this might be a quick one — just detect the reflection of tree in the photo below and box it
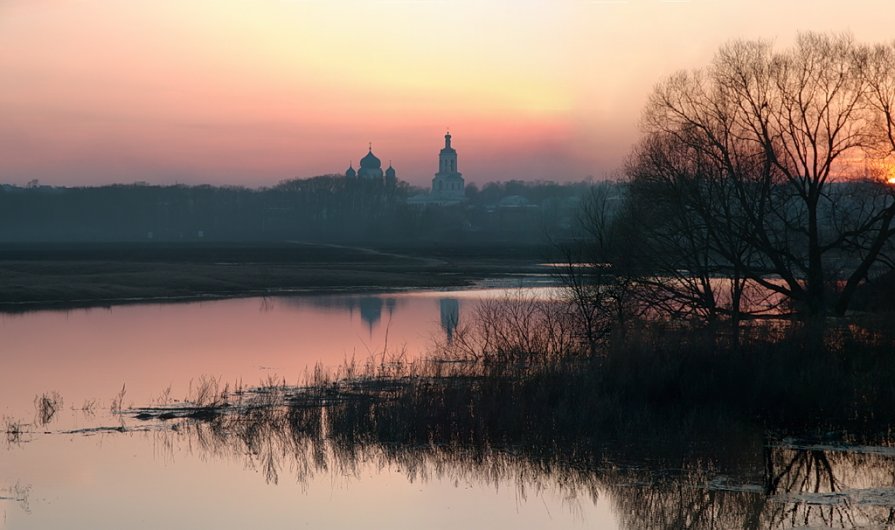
[608,474,768,530]
[139,374,895,529]
[608,443,895,530]
[761,445,895,529]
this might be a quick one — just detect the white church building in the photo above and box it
[407,131,466,205]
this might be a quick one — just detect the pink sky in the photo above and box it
[1,1,893,187]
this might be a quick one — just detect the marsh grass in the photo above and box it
[128,335,895,529]
[34,391,62,427]
[3,417,29,446]
[0,481,32,514]
[596,318,895,431]
[131,311,895,444]
[76,398,97,416]
[120,294,895,528]
[109,384,127,414]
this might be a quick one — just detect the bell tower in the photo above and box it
[438,132,458,175]
[432,131,465,200]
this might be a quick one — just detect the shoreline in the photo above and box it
[0,282,469,314]
[0,241,557,313]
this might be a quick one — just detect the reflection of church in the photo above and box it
[290,295,402,335]
[345,144,397,186]
[357,296,398,333]
[439,298,460,343]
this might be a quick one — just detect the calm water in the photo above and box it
[0,287,620,529]
[2,287,895,529]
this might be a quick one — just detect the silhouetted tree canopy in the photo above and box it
[0,176,590,244]
[616,33,895,318]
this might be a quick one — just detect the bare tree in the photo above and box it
[626,33,895,318]
[625,133,760,323]
[558,182,645,350]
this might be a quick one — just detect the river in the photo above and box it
[2,286,894,529]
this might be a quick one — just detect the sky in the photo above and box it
[1,0,894,187]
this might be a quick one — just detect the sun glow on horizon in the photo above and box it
[3,0,895,186]
[881,162,895,185]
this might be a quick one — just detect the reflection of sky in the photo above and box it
[3,286,894,529]
[0,427,618,530]
[0,288,564,421]
[0,287,621,530]
[2,290,553,422]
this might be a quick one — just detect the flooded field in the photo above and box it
[3,286,895,529]
[1,285,617,529]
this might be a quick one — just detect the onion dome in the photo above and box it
[346,163,356,178]
[360,147,381,169]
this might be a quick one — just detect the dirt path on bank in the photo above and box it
[286,240,449,267]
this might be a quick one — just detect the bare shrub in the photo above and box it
[435,289,579,366]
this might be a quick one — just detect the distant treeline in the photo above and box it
[0,177,594,243]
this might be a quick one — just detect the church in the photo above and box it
[430,131,465,201]
[344,132,466,203]
[345,144,396,186]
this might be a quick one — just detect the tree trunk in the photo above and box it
[806,197,826,316]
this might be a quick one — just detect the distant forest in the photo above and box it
[0,177,596,243]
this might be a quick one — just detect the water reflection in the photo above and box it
[279,294,465,338]
[0,482,32,515]
[6,289,895,528]
[128,374,895,530]
[439,298,460,342]
[0,291,480,425]
[278,294,405,332]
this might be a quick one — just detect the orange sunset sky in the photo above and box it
[1,0,893,187]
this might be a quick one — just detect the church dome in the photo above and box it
[346,163,356,178]
[385,164,396,177]
[360,149,381,169]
